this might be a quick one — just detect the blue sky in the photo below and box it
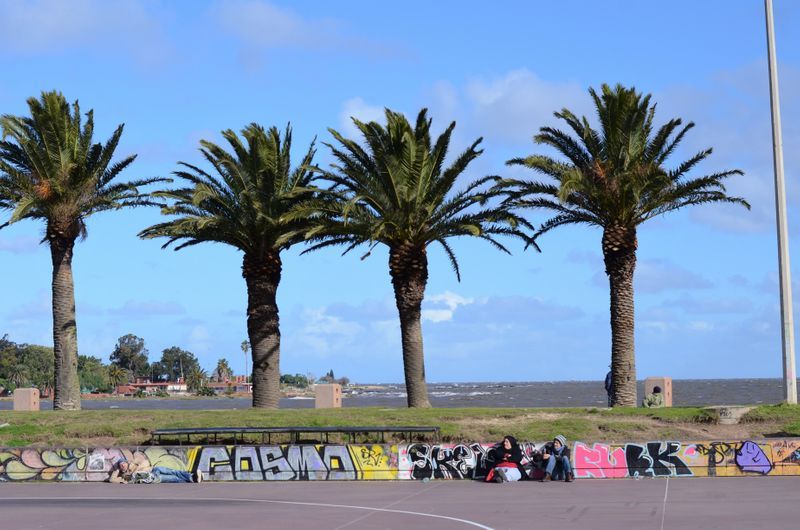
[1,0,800,383]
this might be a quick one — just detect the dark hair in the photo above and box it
[653,386,662,393]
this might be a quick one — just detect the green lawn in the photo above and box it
[1,405,798,447]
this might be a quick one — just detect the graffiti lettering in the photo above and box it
[0,440,796,482]
[625,442,692,477]
[573,442,627,479]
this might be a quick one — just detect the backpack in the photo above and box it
[131,471,156,484]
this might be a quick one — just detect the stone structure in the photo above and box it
[314,384,342,408]
[13,388,40,411]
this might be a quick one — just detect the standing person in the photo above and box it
[604,367,613,407]
[541,435,573,482]
[642,386,665,408]
[484,435,529,483]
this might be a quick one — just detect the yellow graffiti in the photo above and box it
[350,444,397,480]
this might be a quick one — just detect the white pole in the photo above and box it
[765,0,797,404]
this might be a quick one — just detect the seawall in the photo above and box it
[1,439,797,481]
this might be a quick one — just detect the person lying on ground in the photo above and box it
[642,386,665,408]
[484,435,529,483]
[541,434,574,482]
[107,457,202,484]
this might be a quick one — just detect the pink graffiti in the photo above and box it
[574,442,627,478]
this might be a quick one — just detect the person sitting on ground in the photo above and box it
[484,435,529,483]
[642,386,665,408]
[108,456,202,484]
[541,434,574,482]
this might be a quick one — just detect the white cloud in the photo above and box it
[590,258,714,293]
[464,69,587,145]
[656,62,800,234]
[214,0,339,50]
[187,325,212,354]
[0,0,171,67]
[422,291,474,323]
[662,296,752,315]
[339,98,386,137]
[212,0,402,67]
[301,307,363,338]
[688,320,713,332]
[634,259,714,293]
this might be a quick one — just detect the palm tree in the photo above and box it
[297,108,534,408]
[241,340,250,383]
[139,124,317,408]
[9,364,29,388]
[186,366,208,393]
[503,84,749,406]
[107,365,129,390]
[0,91,163,410]
[214,358,232,382]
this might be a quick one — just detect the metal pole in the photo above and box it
[765,0,797,404]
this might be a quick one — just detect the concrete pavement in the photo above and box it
[1,477,798,529]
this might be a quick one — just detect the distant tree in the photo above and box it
[241,341,249,382]
[0,339,54,393]
[280,373,310,388]
[9,363,28,387]
[78,355,109,392]
[0,335,16,382]
[0,92,162,410]
[154,346,199,382]
[109,335,149,379]
[186,366,208,393]
[213,358,233,382]
[18,344,54,394]
[316,370,348,386]
[107,365,129,389]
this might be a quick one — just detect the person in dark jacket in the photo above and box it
[484,435,528,482]
[541,434,574,482]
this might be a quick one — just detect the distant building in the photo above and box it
[114,376,251,396]
[207,375,252,395]
[115,378,188,396]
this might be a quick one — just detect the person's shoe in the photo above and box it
[194,470,203,483]
[565,472,574,483]
[495,468,508,483]
[540,473,552,482]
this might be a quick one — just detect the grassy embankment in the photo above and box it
[2,405,800,447]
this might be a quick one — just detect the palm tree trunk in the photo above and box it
[243,251,282,408]
[602,224,637,407]
[389,244,431,408]
[50,235,81,410]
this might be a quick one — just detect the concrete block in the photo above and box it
[315,384,342,408]
[13,388,40,411]
[706,405,755,425]
[644,377,672,407]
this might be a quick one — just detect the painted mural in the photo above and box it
[2,440,800,481]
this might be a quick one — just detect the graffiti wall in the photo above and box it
[0,447,187,481]
[2,440,800,481]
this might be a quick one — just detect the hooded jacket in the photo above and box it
[487,436,529,480]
